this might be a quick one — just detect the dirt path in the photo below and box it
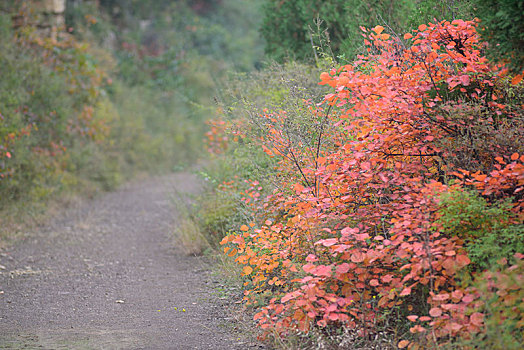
[0,173,261,350]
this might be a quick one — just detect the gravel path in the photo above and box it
[0,173,260,349]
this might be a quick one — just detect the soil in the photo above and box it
[0,173,265,350]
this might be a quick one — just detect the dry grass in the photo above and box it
[0,190,87,249]
[172,214,211,256]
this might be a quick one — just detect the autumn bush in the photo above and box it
[199,62,330,244]
[0,9,110,204]
[210,19,523,349]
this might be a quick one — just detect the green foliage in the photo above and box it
[195,146,270,245]
[260,0,481,63]
[448,258,524,350]
[0,14,100,203]
[0,0,263,224]
[475,0,524,73]
[196,62,328,246]
[406,0,475,28]
[437,189,524,270]
[261,0,410,62]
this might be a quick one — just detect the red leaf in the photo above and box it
[306,254,319,262]
[314,265,332,277]
[303,263,316,274]
[432,293,450,301]
[470,312,484,326]
[336,263,350,274]
[456,254,471,269]
[350,251,365,263]
[341,227,359,235]
[459,75,471,86]
[328,313,339,321]
[429,307,442,317]
[294,183,305,193]
[361,161,371,171]
[317,238,338,247]
[400,287,411,296]
[354,233,369,241]
[381,274,393,283]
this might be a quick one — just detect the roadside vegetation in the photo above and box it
[193,0,524,348]
[2,0,522,348]
[0,0,263,242]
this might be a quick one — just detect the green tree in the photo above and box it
[475,0,524,73]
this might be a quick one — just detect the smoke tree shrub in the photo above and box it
[217,19,523,347]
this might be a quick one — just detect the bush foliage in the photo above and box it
[475,0,524,73]
[0,0,263,217]
[208,18,523,349]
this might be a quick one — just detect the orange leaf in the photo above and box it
[240,225,249,232]
[294,183,305,192]
[243,266,253,275]
[373,25,384,35]
[398,340,410,349]
[511,74,523,85]
[403,33,413,40]
[320,72,330,81]
[228,248,238,257]
[511,152,519,161]
[474,174,487,181]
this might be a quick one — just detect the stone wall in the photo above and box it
[33,0,66,39]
